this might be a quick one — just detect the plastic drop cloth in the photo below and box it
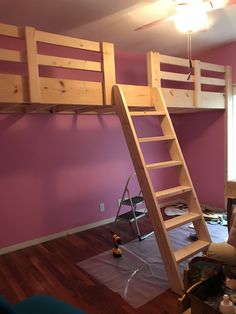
[77,223,228,308]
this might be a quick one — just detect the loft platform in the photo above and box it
[0,23,116,114]
[0,22,232,114]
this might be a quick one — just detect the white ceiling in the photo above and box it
[0,0,236,57]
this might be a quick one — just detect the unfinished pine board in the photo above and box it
[0,49,25,62]
[201,77,225,86]
[0,74,28,103]
[225,66,233,189]
[193,60,201,107]
[40,78,103,105]
[37,55,101,71]
[0,104,26,113]
[130,111,165,116]
[36,30,100,52]
[160,71,194,83]
[164,213,201,231]
[118,84,152,107]
[0,22,231,113]
[25,26,40,103]
[174,240,209,263]
[200,61,225,73]
[146,160,182,170]
[0,23,24,38]
[147,51,161,87]
[162,88,195,108]
[101,42,116,105]
[155,186,192,199]
[138,135,175,142]
[200,91,225,109]
[160,54,190,67]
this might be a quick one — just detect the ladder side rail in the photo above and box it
[152,87,211,243]
[113,84,184,294]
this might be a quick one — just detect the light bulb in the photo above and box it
[174,0,209,33]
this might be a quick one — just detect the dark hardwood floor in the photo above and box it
[0,215,180,313]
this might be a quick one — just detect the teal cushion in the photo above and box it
[14,295,85,314]
[0,296,15,313]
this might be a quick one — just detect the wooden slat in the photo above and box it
[146,160,182,170]
[40,78,103,105]
[130,110,166,116]
[147,51,161,87]
[155,185,192,199]
[0,23,24,38]
[200,61,225,73]
[162,88,194,108]
[160,71,194,82]
[194,60,201,107]
[0,104,24,112]
[37,55,101,71]
[101,42,116,105]
[200,91,225,109]
[0,48,24,62]
[225,66,233,189]
[0,74,28,103]
[118,84,152,107]
[36,30,100,52]
[164,213,201,231]
[174,240,209,263]
[201,76,225,86]
[160,54,189,67]
[138,135,175,142]
[25,26,40,103]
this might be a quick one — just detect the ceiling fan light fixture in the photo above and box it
[174,0,209,33]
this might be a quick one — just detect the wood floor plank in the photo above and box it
[0,215,179,313]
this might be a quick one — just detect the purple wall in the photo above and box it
[0,48,163,249]
[172,41,236,209]
[0,114,133,247]
[172,111,225,208]
[0,39,235,249]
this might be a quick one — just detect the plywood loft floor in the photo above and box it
[78,223,228,308]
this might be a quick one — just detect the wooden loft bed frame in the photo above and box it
[0,22,232,114]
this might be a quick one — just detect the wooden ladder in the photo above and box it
[113,84,212,295]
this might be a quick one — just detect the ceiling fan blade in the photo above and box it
[134,17,167,31]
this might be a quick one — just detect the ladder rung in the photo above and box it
[130,111,166,116]
[155,185,192,199]
[138,135,175,143]
[174,240,210,264]
[146,160,182,170]
[164,213,201,231]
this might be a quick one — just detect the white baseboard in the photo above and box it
[0,217,115,256]
[1,201,223,256]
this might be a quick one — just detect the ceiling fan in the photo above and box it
[135,0,236,33]
[135,0,236,80]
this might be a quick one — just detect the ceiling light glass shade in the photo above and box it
[174,1,209,33]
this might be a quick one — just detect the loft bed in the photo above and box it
[0,22,232,114]
[0,21,234,295]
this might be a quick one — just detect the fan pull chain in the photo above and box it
[187,31,192,81]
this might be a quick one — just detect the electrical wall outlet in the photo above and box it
[99,202,105,212]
